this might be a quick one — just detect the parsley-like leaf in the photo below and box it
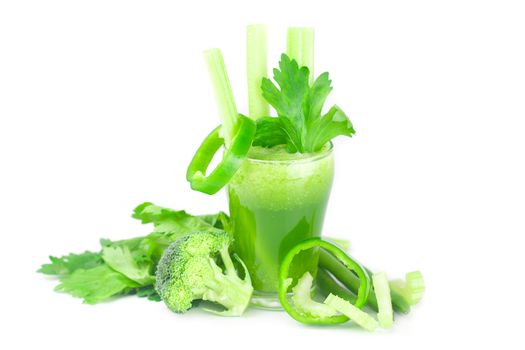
[55,265,140,304]
[198,211,231,232]
[132,202,223,236]
[305,105,355,152]
[38,251,103,276]
[259,54,355,153]
[252,117,289,148]
[306,72,332,121]
[101,245,155,285]
[261,55,309,152]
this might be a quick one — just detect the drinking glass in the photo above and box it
[228,144,334,308]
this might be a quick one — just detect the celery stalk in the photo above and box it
[246,24,269,119]
[406,271,425,304]
[287,27,315,84]
[372,272,393,329]
[292,272,338,318]
[316,268,357,304]
[318,250,411,314]
[324,294,378,332]
[203,49,239,148]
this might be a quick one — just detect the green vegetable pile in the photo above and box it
[39,202,424,329]
[39,25,425,331]
[39,202,233,306]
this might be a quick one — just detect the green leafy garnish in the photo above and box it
[55,265,140,304]
[256,54,355,153]
[38,251,103,275]
[101,245,155,285]
[252,116,289,148]
[39,202,231,304]
[304,106,355,151]
[132,202,227,236]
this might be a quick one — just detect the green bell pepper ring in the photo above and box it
[186,115,256,195]
[279,238,371,325]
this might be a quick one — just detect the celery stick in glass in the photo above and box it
[287,27,315,84]
[246,24,269,119]
[203,49,239,147]
[226,28,354,309]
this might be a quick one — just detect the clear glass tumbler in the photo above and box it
[228,144,334,309]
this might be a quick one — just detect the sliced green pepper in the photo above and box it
[278,238,371,325]
[186,115,256,195]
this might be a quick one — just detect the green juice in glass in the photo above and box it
[228,144,334,308]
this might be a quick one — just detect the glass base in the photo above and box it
[250,290,283,310]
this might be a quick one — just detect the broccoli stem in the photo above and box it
[318,249,411,314]
[220,246,237,276]
[201,247,253,316]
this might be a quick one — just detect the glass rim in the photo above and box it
[245,142,333,165]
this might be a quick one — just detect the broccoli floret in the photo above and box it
[155,230,253,316]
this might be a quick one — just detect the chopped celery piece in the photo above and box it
[390,271,425,305]
[246,24,269,119]
[203,49,239,148]
[324,294,379,332]
[324,237,350,251]
[372,272,393,329]
[291,272,339,318]
[406,271,425,304]
[286,27,315,84]
[389,280,410,305]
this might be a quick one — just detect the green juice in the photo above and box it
[228,144,334,305]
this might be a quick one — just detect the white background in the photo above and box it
[1,0,524,348]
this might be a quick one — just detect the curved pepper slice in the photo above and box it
[186,115,256,195]
[279,238,371,325]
